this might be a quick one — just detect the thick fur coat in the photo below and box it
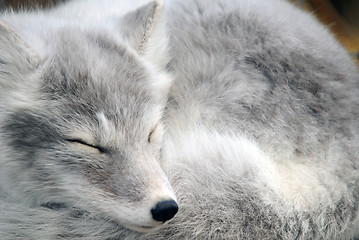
[1,0,359,239]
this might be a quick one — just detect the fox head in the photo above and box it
[0,1,177,232]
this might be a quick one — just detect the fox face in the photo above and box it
[0,1,177,232]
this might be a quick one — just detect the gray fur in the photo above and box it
[1,0,359,239]
[0,0,176,236]
[160,0,359,239]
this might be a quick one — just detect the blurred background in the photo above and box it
[0,0,358,65]
[0,0,65,8]
[290,0,359,65]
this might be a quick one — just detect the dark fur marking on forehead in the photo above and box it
[43,69,90,101]
[90,34,126,54]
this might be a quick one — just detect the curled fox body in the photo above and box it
[1,0,359,239]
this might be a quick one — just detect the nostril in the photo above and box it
[151,199,178,222]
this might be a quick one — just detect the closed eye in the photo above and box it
[66,138,106,153]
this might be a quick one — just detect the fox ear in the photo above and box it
[0,21,39,94]
[119,1,168,70]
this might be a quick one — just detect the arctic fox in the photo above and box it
[1,0,359,239]
[0,0,178,237]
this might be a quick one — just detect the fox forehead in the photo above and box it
[42,30,154,100]
[38,30,162,128]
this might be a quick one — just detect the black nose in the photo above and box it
[151,199,178,222]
